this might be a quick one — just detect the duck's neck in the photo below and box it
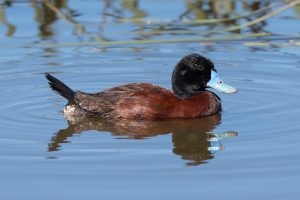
[172,85,205,99]
[171,91,221,118]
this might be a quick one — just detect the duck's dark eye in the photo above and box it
[195,64,204,70]
[180,69,187,76]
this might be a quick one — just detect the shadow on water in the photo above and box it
[49,113,237,166]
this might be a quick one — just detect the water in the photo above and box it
[1,1,300,199]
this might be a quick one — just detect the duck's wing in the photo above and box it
[73,84,142,115]
[74,91,115,116]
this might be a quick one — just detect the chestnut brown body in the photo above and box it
[68,83,221,121]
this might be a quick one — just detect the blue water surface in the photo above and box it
[0,1,300,200]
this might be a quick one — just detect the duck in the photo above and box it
[45,53,237,121]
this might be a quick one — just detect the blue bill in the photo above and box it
[207,70,237,94]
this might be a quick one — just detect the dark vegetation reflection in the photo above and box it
[49,113,237,166]
[1,0,291,39]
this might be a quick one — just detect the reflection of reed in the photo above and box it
[31,1,59,37]
[121,0,146,19]
[30,0,84,37]
[48,114,237,166]
[0,4,15,36]
[207,0,300,34]
[182,0,236,24]
[2,0,300,46]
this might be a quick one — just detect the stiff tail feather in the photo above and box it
[45,73,75,103]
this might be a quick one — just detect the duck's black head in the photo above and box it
[172,53,237,99]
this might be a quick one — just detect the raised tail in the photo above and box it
[45,73,75,103]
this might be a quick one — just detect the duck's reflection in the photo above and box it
[49,114,237,166]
